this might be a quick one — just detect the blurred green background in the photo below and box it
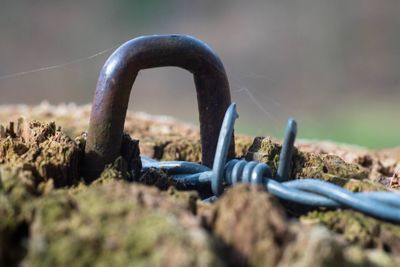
[0,0,399,148]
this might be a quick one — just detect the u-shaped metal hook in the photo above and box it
[84,34,234,179]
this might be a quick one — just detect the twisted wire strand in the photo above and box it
[139,103,400,223]
[285,179,400,207]
[280,179,400,222]
[144,158,400,222]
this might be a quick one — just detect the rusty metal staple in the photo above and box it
[84,34,234,179]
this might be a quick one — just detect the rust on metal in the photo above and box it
[84,34,233,179]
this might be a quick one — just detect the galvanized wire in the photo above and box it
[141,103,400,223]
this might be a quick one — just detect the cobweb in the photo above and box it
[0,39,301,138]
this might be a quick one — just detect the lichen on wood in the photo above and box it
[23,181,224,267]
[1,103,400,266]
[0,118,82,196]
[301,210,400,256]
[245,136,388,192]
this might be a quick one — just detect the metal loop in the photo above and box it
[84,34,234,179]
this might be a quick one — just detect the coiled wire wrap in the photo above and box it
[141,103,400,223]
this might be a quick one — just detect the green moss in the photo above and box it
[0,165,39,206]
[245,137,385,191]
[343,179,386,192]
[142,135,253,164]
[0,194,17,258]
[294,153,368,182]
[0,192,31,266]
[166,187,198,214]
[2,109,399,266]
[23,181,222,267]
[301,210,400,252]
[0,194,15,228]
[279,225,396,267]
[233,135,254,158]
[0,119,82,193]
[246,137,282,175]
[162,139,202,162]
[124,214,187,266]
[278,226,349,267]
[343,246,396,267]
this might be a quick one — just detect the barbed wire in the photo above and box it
[141,103,400,223]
